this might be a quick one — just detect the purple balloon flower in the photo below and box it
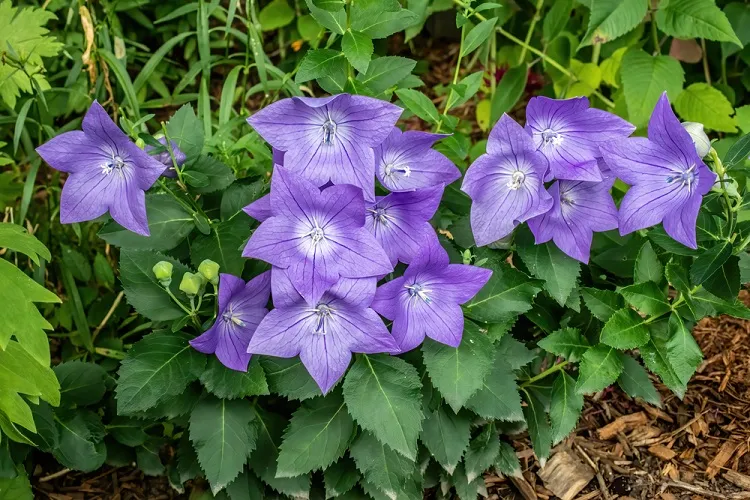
[375,127,460,192]
[242,167,393,304]
[36,101,166,236]
[599,93,715,248]
[365,185,443,266]
[243,194,272,222]
[525,96,635,182]
[462,114,553,247]
[371,242,492,353]
[190,272,271,372]
[528,170,619,263]
[146,137,187,178]
[246,94,402,193]
[248,269,398,394]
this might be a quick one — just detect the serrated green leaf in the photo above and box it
[549,372,583,445]
[420,404,471,474]
[464,261,542,322]
[543,0,574,42]
[190,217,250,276]
[225,467,265,500]
[343,355,422,459]
[116,331,205,414]
[641,325,687,399]
[0,223,50,264]
[460,17,497,57]
[357,56,416,94]
[259,0,294,31]
[166,104,204,158]
[324,457,360,498]
[724,134,750,170]
[576,345,624,394]
[0,340,59,408]
[0,469,32,499]
[350,0,420,38]
[495,440,521,477]
[600,308,650,349]
[184,155,235,194]
[674,83,737,133]
[190,396,258,494]
[656,0,742,46]
[342,30,373,73]
[445,71,484,110]
[581,0,648,47]
[136,438,165,476]
[516,229,580,305]
[618,281,671,316]
[666,313,702,385]
[395,89,440,124]
[54,360,107,407]
[53,411,107,472]
[296,49,346,83]
[617,355,662,407]
[421,322,494,412]
[495,335,535,370]
[537,327,590,362]
[702,254,740,301]
[464,423,500,483]
[305,0,346,34]
[465,359,524,421]
[522,391,552,462]
[107,416,148,447]
[349,431,417,499]
[260,357,321,400]
[691,240,732,285]
[277,392,353,477]
[199,357,269,400]
[580,287,625,322]
[635,241,663,283]
[621,49,684,128]
[451,461,484,500]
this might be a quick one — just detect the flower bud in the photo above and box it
[179,272,203,296]
[198,259,220,285]
[681,122,711,158]
[135,137,146,149]
[152,261,173,287]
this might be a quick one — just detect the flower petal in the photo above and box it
[247,307,310,357]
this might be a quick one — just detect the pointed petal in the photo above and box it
[190,324,219,354]
[299,332,352,394]
[217,273,246,312]
[215,322,256,372]
[110,185,149,236]
[247,307,309,357]
[648,92,701,171]
[486,114,537,158]
[243,194,272,222]
[233,271,272,310]
[270,267,305,308]
[371,276,407,321]
[422,264,492,304]
[662,193,701,249]
[599,137,681,185]
[58,168,112,224]
[327,277,377,308]
[242,216,306,265]
[36,131,107,174]
[618,182,688,236]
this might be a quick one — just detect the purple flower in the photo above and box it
[248,269,398,394]
[528,167,619,263]
[246,94,402,193]
[525,96,635,182]
[375,127,460,191]
[371,242,491,353]
[365,185,443,266]
[243,194,272,222]
[461,114,553,247]
[36,101,166,235]
[242,167,393,304]
[599,93,715,248]
[190,272,271,372]
[146,137,187,178]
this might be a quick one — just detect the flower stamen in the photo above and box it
[405,283,432,304]
[384,162,411,178]
[321,119,336,145]
[506,170,526,190]
[666,164,697,193]
[101,154,126,175]
[309,304,333,334]
[367,207,394,225]
[541,128,563,147]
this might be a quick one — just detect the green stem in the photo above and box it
[520,361,569,388]
[160,122,185,185]
[591,42,601,65]
[518,0,545,65]
[700,38,711,85]
[436,21,468,132]
[650,18,660,55]
[164,286,194,316]
[489,31,497,100]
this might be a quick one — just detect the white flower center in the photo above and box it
[101,154,126,175]
[367,206,393,226]
[222,308,246,327]
[305,221,326,244]
[321,119,336,145]
[667,164,697,193]
[405,282,432,304]
[541,128,563,147]
[310,303,333,334]
[506,171,526,190]
[384,162,411,178]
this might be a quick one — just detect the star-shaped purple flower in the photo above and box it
[248,269,398,394]
[599,93,715,249]
[528,166,619,263]
[242,167,393,304]
[365,185,443,266]
[246,94,402,193]
[525,96,635,182]
[375,127,460,192]
[190,272,271,372]
[146,137,186,178]
[243,194,272,222]
[462,114,553,247]
[36,101,166,236]
[371,242,492,353]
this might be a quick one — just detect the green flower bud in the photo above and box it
[135,137,146,149]
[198,259,220,285]
[179,272,203,296]
[152,261,173,287]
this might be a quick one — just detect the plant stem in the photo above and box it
[489,31,497,99]
[650,18,660,55]
[591,42,601,65]
[700,38,711,85]
[160,122,186,185]
[518,0,545,65]
[164,286,194,316]
[520,361,569,387]
[436,21,468,132]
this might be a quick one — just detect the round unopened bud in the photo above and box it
[135,137,146,149]
[681,122,711,158]
[152,261,173,286]
[198,259,220,285]
[179,272,203,296]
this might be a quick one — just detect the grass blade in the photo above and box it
[98,49,141,120]
[219,66,243,126]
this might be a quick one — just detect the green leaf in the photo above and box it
[304,0,346,34]
[295,49,346,83]
[666,313,702,385]
[576,345,624,395]
[721,2,750,58]
[621,49,684,128]
[116,331,205,414]
[258,0,294,31]
[395,89,440,124]
[298,14,324,41]
[53,410,107,472]
[549,372,583,445]
[490,65,527,125]
[421,404,471,474]
[0,340,59,407]
[350,0,420,39]
[342,354,423,459]
[516,229,580,306]
[166,104,204,158]
[580,287,624,322]
[543,0,574,42]
[495,440,522,477]
[93,253,115,288]
[260,357,321,400]
[99,194,194,250]
[220,182,265,221]
[464,424,500,483]
[522,391,552,463]
[703,255,740,301]
[61,245,91,282]
[107,416,148,447]
[464,261,542,322]
[537,327,590,362]
[190,217,250,276]
[349,431,416,499]
[460,17,497,57]
[199,357,269,400]
[618,281,671,316]
[0,470,32,500]
[184,155,235,194]
[600,308,650,349]
[357,56,416,94]
[445,71,484,110]
[190,396,258,494]
[691,240,732,285]
[635,241,663,283]
[0,223,50,264]
[495,335,535,369]
[421,322,494,412]
[31,402,58,452]
[724,134,750,170]
[119,249,191,321]
[137,438,165,476]
[342,30,373,73]
[54,361,107,407]
[324,457,360,498]
[277,392,353,477]
[617,355,662,407]
[641,323,686,398]
[581,0,648,47]
[674,83,737,132]
[465,359,524,421]
[225,467,264,500]
[656,0,742,46]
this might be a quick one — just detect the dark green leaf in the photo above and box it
[543,0,574,41]
[617,355,662,407]
[703,255,740,301]
[395,89,440,124]
[634,241,663,283]
[576,345,624,395]
[107,416,148,447]
[342,30,373,73]
[690,241,732,285]
[580,287,624,322]
[296,49,346,83]
[516,229,581,306]
[549,372,583,445]
[54,360,107,407]
[641,322,687,398]
[357,56,416,94]
[199,357,269,400]
[464,423,500,483]
[420,404,471,474]
[184,155,235,194]
[618,281,671,316]
[136,438,165,476]
[490,65,527,124]
[220,182,265,221]
[522,391,551,463]
[260,357,321,400]
[225,467,265,500]
[53,411,107,472]
[324,457,360,498]
[666,313,702,385]
[166,104,204,158]
[466,359,524,421]
[537,328,590,362]
[349,431,417,499]
[93,253,115,288]
[495,440,521,477]
[61,245,91,282]
[601,308,650,349]
[724,134,750,170]
[460,17,497,57]
[464,261,542,322]
[190,217,251,276]
[350,1,420,38]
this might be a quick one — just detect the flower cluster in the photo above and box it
[463,92,715,263]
